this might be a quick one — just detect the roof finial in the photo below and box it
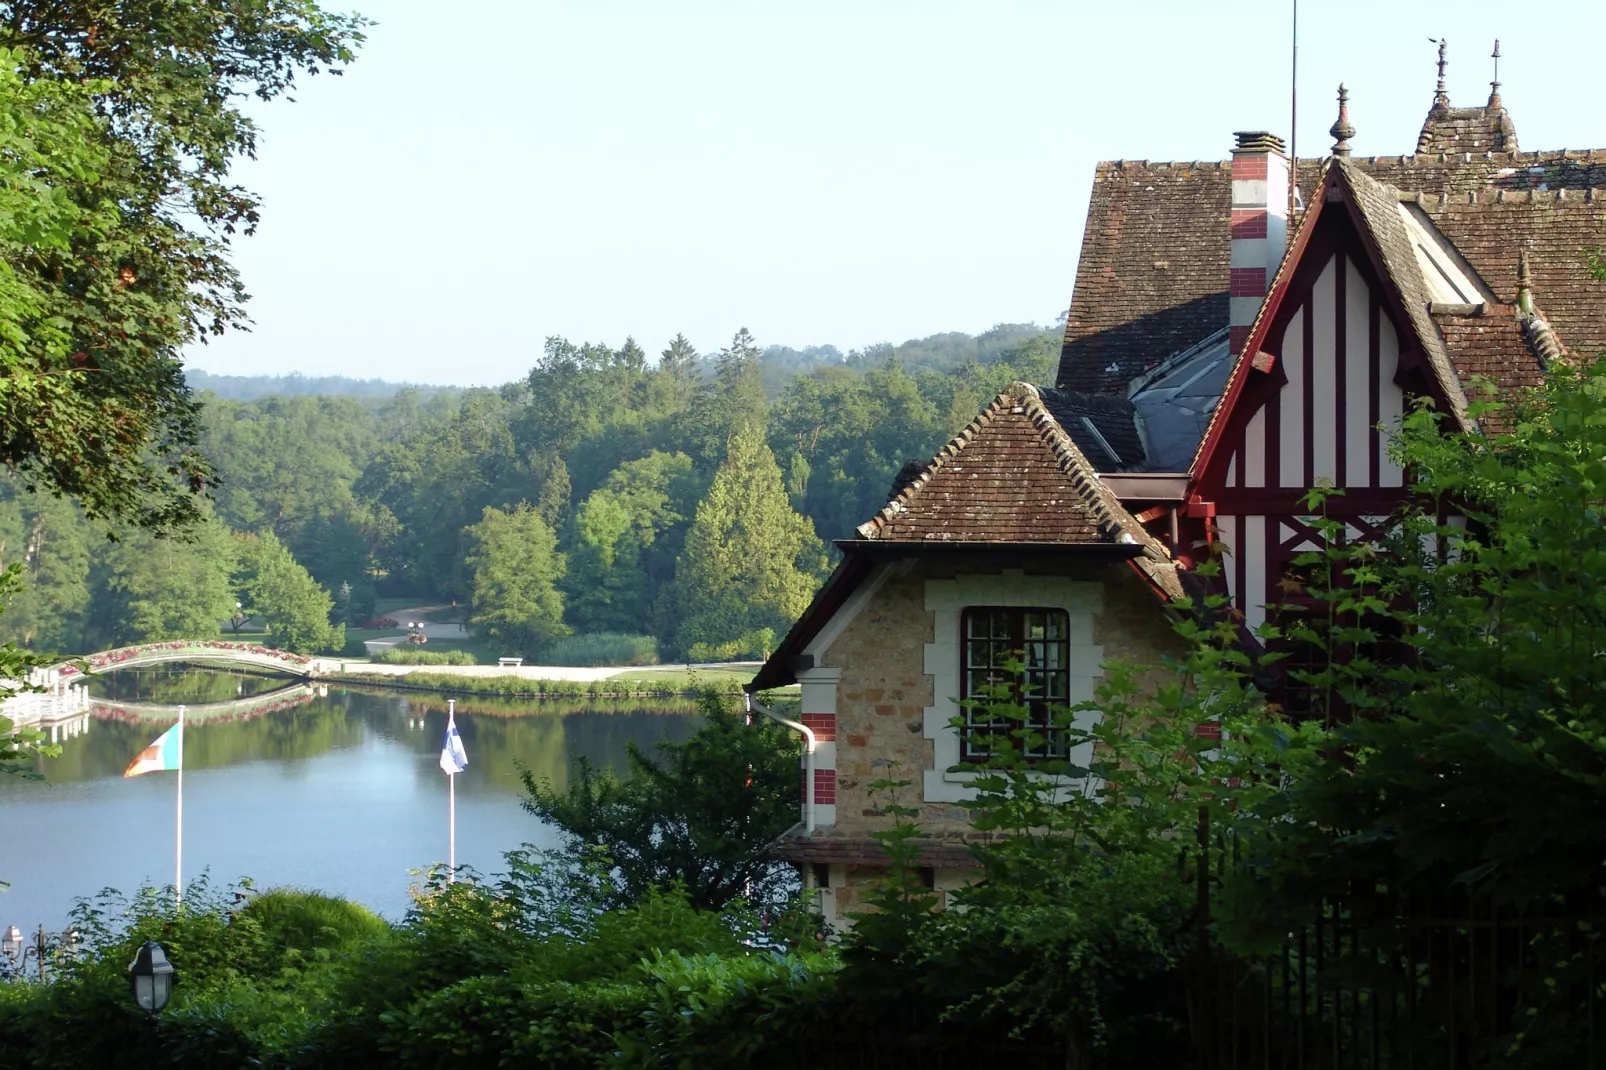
[1329,83,1355,157]
[1431,37,1450,108]
[1517,250,1534,315]
[1488,39,1502,108]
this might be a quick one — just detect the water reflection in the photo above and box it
[0,669,701,930]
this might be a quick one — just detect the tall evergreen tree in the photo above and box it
[664,421,824,658]
[659,334,700,379]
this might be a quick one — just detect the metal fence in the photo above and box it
[1193,884,1606,1069]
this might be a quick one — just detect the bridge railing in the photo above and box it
[61,641,317,678]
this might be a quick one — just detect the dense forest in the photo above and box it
[0,324,1059,661]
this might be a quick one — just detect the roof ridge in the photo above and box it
[1520,306,1571,368]
[854,395,1009,540]
[1013,385,1173,567]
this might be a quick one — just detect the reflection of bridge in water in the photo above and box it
[3,641,324,733]
[89,683,322,725]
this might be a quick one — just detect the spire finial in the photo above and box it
[1432,37,1450,108]
[1329,83,1355,157]
[1489,39,1502,107]
[1517,250,1534,315]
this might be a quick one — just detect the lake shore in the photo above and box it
[314,661,775,699]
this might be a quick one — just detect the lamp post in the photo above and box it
[2,924,52,981]
[128,941,175,1015]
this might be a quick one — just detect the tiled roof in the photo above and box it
[1335,159,1474,428]
[769,827,986,868]
[1411,189,1606,363]
[1416,101,1517,156]
[1295,150,1606,204]
[1057,161,1231,394]
[1034,387,1146,470]
[855,386,1182,598]
[856,388,1147,547]
[1431,306,1552,435]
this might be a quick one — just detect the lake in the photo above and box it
[0,668,699,932]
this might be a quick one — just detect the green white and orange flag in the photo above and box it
[124,722,182,778]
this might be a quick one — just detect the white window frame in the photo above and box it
[921,571,1105,803]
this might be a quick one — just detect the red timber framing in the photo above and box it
[1189,166,1454,634]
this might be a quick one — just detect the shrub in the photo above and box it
[687,627,774,662]
[535,632,659,667]
[235,888,391,955]
[373,648,478,666]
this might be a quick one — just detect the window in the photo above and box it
[960,607,1071,761]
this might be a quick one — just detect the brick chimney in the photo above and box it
[1229,131,1289,355]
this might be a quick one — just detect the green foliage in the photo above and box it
[91,519,238,647]
[463,503,568,657]
[0,564,64,791]
[0,490,90,652]
[333,670,746,698]
[0,0,366,532]
[564,450,699,634]
[537,632,659,667]
[521,690,800,910]
[371,647,478,666]
[234,530,344,654]
[664,421,825,658]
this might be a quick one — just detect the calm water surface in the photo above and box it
[0,668,697,931]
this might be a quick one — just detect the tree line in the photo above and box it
[0,324,1058,660]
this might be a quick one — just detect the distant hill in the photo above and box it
[186,369,462,401]
[186,323,1064,402]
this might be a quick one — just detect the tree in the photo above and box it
[521,690,800,910]
[92,519,238,646]
[234,531,343,653]
[564,451,700,636]
[663,421,825,658]
[464,504,567,656]
[0,3,366,531]
[0,493,91,652]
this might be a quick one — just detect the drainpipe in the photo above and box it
[746,692,817,834]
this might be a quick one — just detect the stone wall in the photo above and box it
[818,555,1184,839]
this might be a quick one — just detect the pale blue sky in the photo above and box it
[188,0,1606,386]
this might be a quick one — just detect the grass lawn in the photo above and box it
[610,666,763,691]
[372,597,428,617]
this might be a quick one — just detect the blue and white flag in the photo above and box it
[439,713,468,775]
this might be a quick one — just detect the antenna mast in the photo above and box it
[1289,0,1299,224]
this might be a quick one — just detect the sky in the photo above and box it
[187,0,1606,387]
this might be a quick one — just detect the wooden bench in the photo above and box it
[497,657,523,669]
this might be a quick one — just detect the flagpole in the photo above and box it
[447,699,456,883]
[175,703,185,909]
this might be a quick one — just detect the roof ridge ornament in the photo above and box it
[1431,37,1450,109]
[1329,83,1355,157]
[1517,250,1534,315]
[1488,39,1502,108]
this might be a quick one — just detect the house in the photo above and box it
[747,44,1606,927]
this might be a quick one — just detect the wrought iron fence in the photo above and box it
[1190,860,1606,1068]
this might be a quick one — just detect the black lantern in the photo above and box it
[128,941,175,1015]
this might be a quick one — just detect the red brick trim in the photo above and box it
[802,768,837,805]
[1232,155,1269,180]
[800,712,836,742]
[1231,208,1268,239]
[1230,267,1268,297]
